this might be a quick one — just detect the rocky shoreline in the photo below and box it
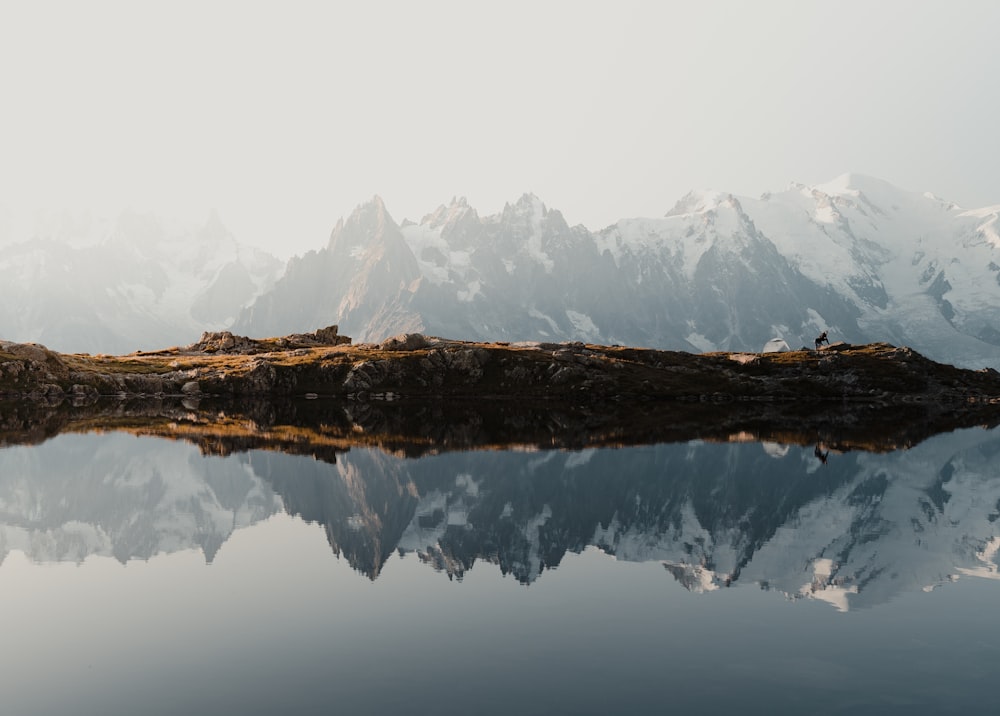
[1,327,999,454]
[1,327,999,406]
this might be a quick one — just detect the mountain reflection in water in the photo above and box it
[4,399,1000,716]
[1,398,998,612]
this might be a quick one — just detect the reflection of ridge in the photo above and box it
[257,427,1000,610]
[249,449,418,579]
[3,422,1000,611]
[0,433,282,565]
[401,444,857,585]
[651,429,1000,610]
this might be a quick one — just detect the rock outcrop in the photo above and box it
[184,325,351,354]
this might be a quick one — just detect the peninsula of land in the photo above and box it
[2,326,999,404]
[1,326,999,457]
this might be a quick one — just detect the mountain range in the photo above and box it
[236,173,1000,369]
[2,174,998,368]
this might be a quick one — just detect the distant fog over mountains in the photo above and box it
[3,174,999,368]
[0,208,283,354]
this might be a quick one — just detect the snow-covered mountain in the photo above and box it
[237,174,1000,368]
[0,208,283,354]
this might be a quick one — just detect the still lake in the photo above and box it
[1,423,999,715]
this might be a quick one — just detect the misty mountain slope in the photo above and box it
[0,209,283,354]
[234,196,424,341]
[239,175,999,367]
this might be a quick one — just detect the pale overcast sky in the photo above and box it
[2,0,999,257]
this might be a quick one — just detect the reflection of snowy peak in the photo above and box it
[380,428,1000,610]
[0,209,283,354]
[239,175,1000,368]
[740,429,1000,610]
[0,434,283,564]
[3,427,1000,610]
[250,447,418,579]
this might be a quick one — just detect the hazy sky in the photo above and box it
[3,0,999,257]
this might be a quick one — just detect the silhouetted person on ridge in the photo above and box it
[814,444,829,465]
[815,331,829,350]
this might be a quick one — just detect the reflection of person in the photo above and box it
[814,444,829,464]
[814,331,830,350]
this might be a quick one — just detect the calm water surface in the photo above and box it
[1,427,999,715]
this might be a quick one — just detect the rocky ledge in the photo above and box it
[1,329,999,407]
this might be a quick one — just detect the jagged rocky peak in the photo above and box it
[328,195,403,252]
[502,192,546,221]
[542,206,570,233]
[352,195,393,224]
[418,196,483,245]
[663,190,758,244]
[497,192,570,235]
[421,196,476,228]
[351,194,394,229]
